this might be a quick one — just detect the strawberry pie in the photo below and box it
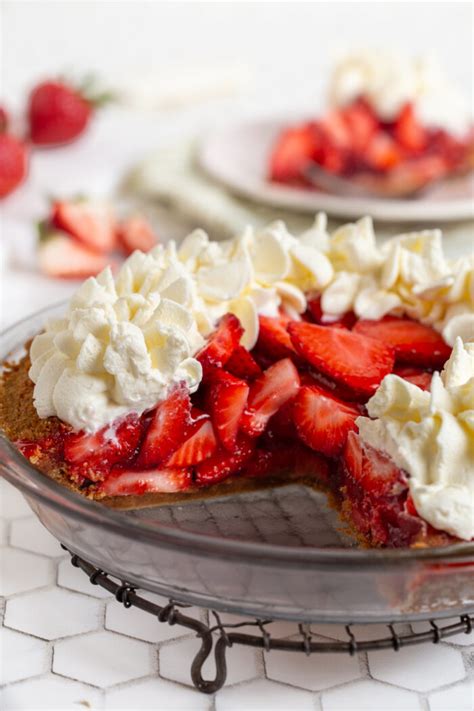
[1,214,473,547]
[269,50,473,194]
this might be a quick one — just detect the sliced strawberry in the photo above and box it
[52,199,116,253]
[196,313,244,376]
[195,438,255,486]
[269,123,320,184]
[117,215,157,255]
[353,316,451,368]
[64,415,143,480]
[394,103,427,153]
[240,358,300,437]
[166,416,217,466]
[288,322,394,398]
[257,314,297,361]
[394,366,433,391]
[306,296,356,329]
[266,398,298,441]
[137,384,192,467]
[207,371,249,451]
[102,467,192,496]
[38,233,109,279]
[225,345,262,380]
[342,99,379,153]
[365,132,402,172]
[320,110,352,148]
[343,431,403,497]
[293,385,359,457]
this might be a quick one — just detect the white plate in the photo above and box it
[198,118,474,223]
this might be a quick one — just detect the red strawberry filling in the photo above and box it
[20,307,456,548]
[269,98,473,190]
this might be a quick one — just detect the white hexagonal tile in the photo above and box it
[265,646,361,690]
[0,479,31,519]
[321,679,422,710]
[57,557,112,599]
[54,630,153,687]
[105,596,202,643]
[0,674,103,710]
[0,519,7,546]
[428,679,474,711]
[160,635,259,687]
[0,628,50,684]
[216,678,315,710]
[105,677,209,710]
[10,516,63,557]
[0,548,52,596]
[411,618,474,648]
[368,644,466,691]
[5,588,100,640]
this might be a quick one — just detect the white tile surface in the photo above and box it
[105,596,201,643]
[57,557,112,599]
[265,647,361,690]
[104,678,210,710]
[215,679,315,711]
[368,644,466,691]
[0,628,50,684]
[321,679,422,710]
[428,679,474,711]
[0,480,32,520]
[10,516,64,557]
[0,675,103,710]
[53,630,154,687]
[0,547,52,596]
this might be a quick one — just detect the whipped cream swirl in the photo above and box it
[329,50,472,136]
[357,339,474,540]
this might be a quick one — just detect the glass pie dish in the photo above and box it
[1,303,473,623]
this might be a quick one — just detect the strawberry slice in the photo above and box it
[195,438,255,486]
[117,215,157,256]
[166,416,217,466]
[341,99,379,153]
[38,233,109,279]
[196,313,244,375]
[306,296,356,329]
[394,103,427,153]
[393,366,433,391]
[52,199,116,253]
[343,431,402,496]
[365,132,402,172]
[102,467,192,496]
[293,385,359,457]
[353,316,451,368]
[225,345,262,380]
[207,371,249,451]
[64,415,143,480]
[288,322,394,398]
[240,358,300,437]
[269,123,320,184]
[257,314,298,361]
[137,384,192,467]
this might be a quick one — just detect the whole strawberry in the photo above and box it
[28,80,97,146]
[0,134,28,198]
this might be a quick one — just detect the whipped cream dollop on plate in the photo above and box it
[29,214,473,435]
[329,49,472,136]
[357,339,474,541]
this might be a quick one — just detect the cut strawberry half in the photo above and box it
[137,384,192,467]
[207,371,249,451]
[343,431,402,496]
[225,345,262,380]
[38,233,109,279]
[341,99,379,153]
[269,123,320,184]
[117,215,157,256]
[102,467,192,496]
[353,316,451,368]
[365,132,403,172]
[394,103,427,153]
[293,385,359,457]
[196,313,244,376]
[240,358,300,437]
[166,416,217,467]
[257,314,298,361]
[393,366,433,391]
[195,438,255,486]
[52,199,116,253]
[63,415,143,480]
[288,322,395,399]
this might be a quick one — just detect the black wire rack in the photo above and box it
[63,546,474,694]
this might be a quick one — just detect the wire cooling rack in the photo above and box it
[63,546,474,694]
